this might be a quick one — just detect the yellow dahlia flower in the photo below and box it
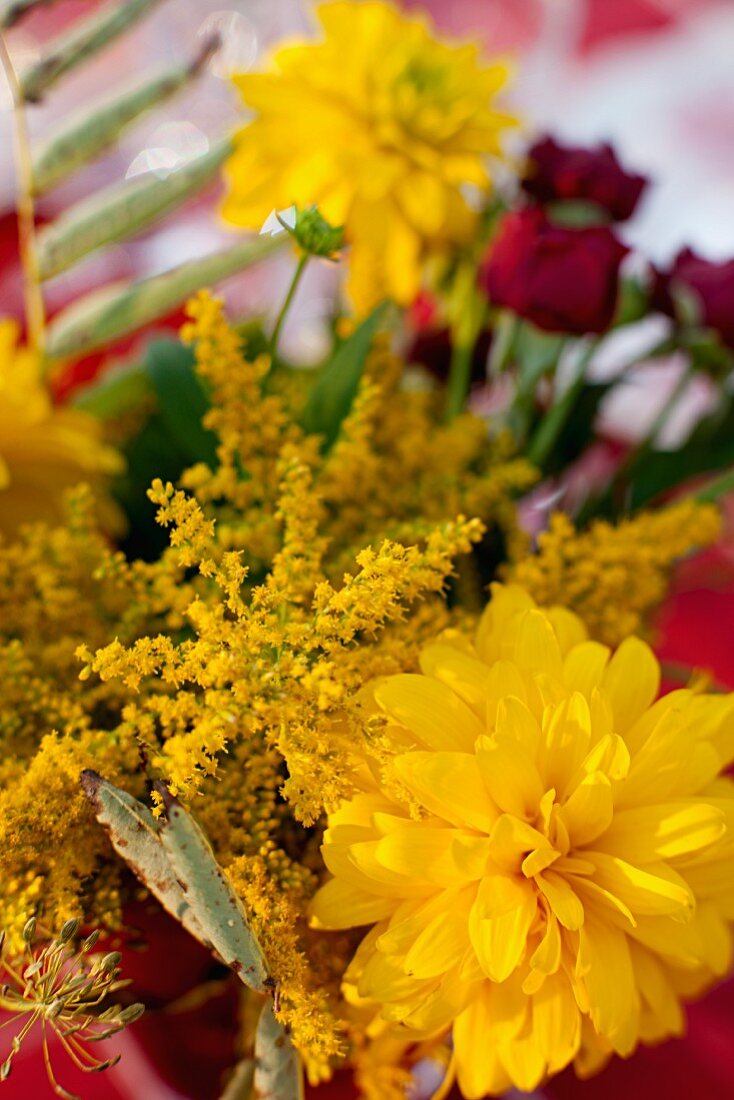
[311,584,734,1096]
[223,0,515,310]
[0,320,122,535]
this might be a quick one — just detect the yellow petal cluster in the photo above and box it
[311,584,734,1096]
[223,0,515,310]
[0,320,122,536]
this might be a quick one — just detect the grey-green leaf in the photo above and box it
[219,1060,255,1100]
[37,137,233,279]
[79,770,208,944]
[32,40,218,195]
[45,234,285,360]
[20,0,164,103]
[253,1003,303,1100]
[157,787,270,994]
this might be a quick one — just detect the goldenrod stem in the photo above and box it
[0,30,45,352]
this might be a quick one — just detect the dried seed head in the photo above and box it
[22,918,36,944]
[82,930,100,951]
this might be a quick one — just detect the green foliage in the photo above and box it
[301,301,389,449]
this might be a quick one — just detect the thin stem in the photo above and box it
[0,30,45,352]
[694,466,734,504]
[621,360,696,473]
[270,252,308,360]
[444,337,475,421]
[527,338,599,468]
[579,358,696,523]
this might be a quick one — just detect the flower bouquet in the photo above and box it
[1,2,734,1099]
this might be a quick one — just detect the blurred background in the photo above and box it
[2,0,734,361]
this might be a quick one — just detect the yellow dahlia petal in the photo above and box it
[454,992,512,1099]
[536,871,585,930]
[563,641,611,700]
[514,608,564,681]
[316,584,734,1096]
[561,772,614,847]
[310,877,396,929]
[374,674,483,751]
[393,752,497,832]
[469,874,537,981]
[601,636,660,733]
[598,800,726,862]
[374,828,490,887]
[419,643,491,718]
[582,852,694,917]
[403,891,473,979]
[578,918,639,1055]
[532,971,582,1073]
[477,734,544,820]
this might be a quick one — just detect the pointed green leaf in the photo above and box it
[219,1060,254,1100]
[20,0,164,103]
[45,234,285,360]
[301,301,389,449]
[37,137,232,279]
[157,786,270,993]
[143,339,218,466]
[253,1003,304,1100]
[79,770,207,943]
[73,363,152,419]
[32,40,218,194]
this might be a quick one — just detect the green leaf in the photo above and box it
[301,301,389,449]
[19,0,164,103]
[614,277,650,327]
[45,234,285,360]
[73,362,152,418]
[487,311,519,376]
[143,339,218,468]
[157,786,271,993]
[253,1003,304,1100]
[82,772,272,995]
[37,138,232,279]
[514,323,566,389]
[32,40,218,194]
[629,394,734,509]
[219,1061,255,1100]
[79,770,208,943]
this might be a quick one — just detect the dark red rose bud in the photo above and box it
[652,248,734,348]
[480,207,628,335]
[523,135,647,221]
